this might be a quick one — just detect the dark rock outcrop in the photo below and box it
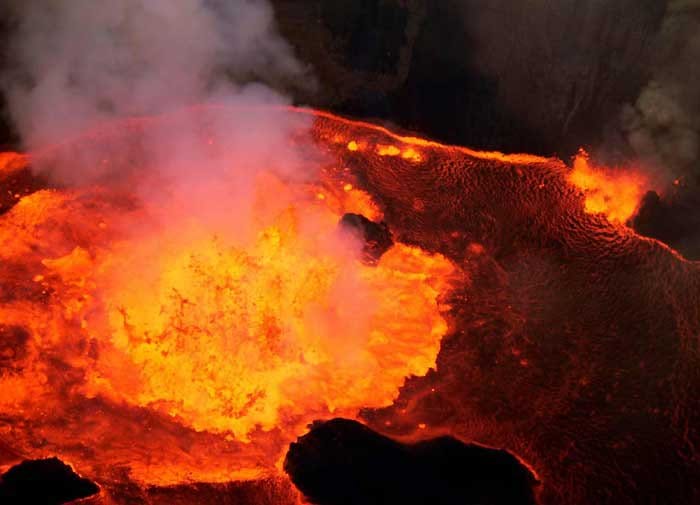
[285,418,539,505]
[0,457,99,505]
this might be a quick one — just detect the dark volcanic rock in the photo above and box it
[284,418,538,505]
[0,457,99,505]
[274,0,425,114]
[339,213,393,263]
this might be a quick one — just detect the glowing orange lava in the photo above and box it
[568,149,647,224]
[0,111,455,486]
[0,151,28,173]
[77,216,453,440]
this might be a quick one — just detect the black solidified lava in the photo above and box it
[0,457,100,505]
[284,418,539,505]
[338,213,393,264]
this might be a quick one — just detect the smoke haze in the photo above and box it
[617,0,700,184]
[0,0,315,183]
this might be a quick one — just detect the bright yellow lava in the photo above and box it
[17,188,455,442]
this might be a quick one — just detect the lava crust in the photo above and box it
[309,109,700,505]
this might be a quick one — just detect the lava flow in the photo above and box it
[2,105,699,505]
[568,149,648,224]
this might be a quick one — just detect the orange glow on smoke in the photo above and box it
[78,215,453,440]
[568,149,647,224]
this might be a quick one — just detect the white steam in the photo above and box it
[0,1,385,386]
[0,0,335,250]
[1,0,313,170]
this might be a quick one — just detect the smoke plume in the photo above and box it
[617,0,700,184]
[0,0,314,182]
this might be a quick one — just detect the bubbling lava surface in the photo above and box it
[1,106,699,505]
[0,108,455,488]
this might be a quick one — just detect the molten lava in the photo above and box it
[568,149,647,223]
[0,111,455,489]
[80,219,452,440]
